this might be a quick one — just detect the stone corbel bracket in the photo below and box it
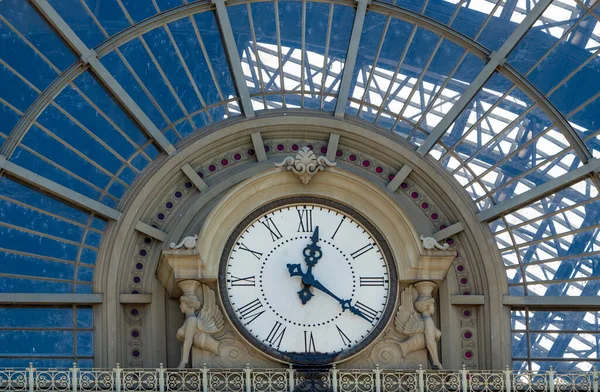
[157,248,205,298]
[413,249,457,282]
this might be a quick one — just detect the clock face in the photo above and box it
[219,197,397,365]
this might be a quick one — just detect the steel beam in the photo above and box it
[0,155,121,220]
[417,0,553,155]
[503,295,600,308]
[433,222,464,242]
[251,132,268,162]
[181,163,208,191]
[29,0,176,155]
[477,159,600,222]
[326,133,341,162]
[135,221,167,242]
[451,295,485,306]
[119,293,152,304]
[387,165,413,192]
[212,0,255,118]
[0,293,103,304]
[334,0,371,117]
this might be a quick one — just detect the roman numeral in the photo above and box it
[237,298,265,325]
[350,244,374,259]
[261,217,283,241]
[355,301,378,323]
[336,325,352,347]
[230,275,256,287]
[331,216,345,239]
[297,209,313,232]
[360,277,385,287]
[238,243,262,259]
[304,330,316,353]
[265,321,286,349]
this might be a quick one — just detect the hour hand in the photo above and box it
[286,263,304,277]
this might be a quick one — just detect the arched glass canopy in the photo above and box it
[0,0,599,371]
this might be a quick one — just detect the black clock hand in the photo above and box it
[310,279,374,324]
[287,227,322,304]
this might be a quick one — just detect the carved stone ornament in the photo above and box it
[274,146,336,184]
[170,234,198,250]
[420,235,450,250]
[394,282,443,369]
[176,280,224,369]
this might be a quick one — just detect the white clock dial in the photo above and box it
[219,198,397,365]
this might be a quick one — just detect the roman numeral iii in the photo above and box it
[359,276,385,286]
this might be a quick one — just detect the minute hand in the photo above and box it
[310,279,373,323]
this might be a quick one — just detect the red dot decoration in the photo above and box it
[462,309,471,317]
[464,331,472,339]
[277,144,285,151]
[460,277,468,285]
[362,160,370,168]
[132,350,140,358]
[307,145,313,150]
[174,191,182,198]
[464,351,473,359]
[234,153,242,160]
[264,145,270,152]
[132,330,140,338]
[197,172,204,178]
[321,147,327,154]
[157,213,165,220]
[388,174,395,181]
[221,159,229,166]
[208,164,217,172]
[421,202,429,209]
[430,213,438,220]
[375,166,383,174]
[440,225,447,230]
[292,144,299,151]
[411,192,419,199]
[136,263,144,270]
[400,182,408,189]
[336,150,343,157]
[130,308,139,316]
[349,154,357,162]
[139,249,147,257]
[456,265,464,272]
[248,149,255,156]
[447,238,455,245]
[133,276,141,284]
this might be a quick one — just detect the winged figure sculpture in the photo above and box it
[177,282,224,369]
[395,285,443,369]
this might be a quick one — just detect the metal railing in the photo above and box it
[0,364,597,392]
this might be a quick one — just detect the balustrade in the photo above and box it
[0,364,597,392]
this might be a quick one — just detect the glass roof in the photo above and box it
[1,0,600,370]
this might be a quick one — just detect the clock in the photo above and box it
[218,197,397,365]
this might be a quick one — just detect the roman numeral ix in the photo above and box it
[230,275,256,287]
